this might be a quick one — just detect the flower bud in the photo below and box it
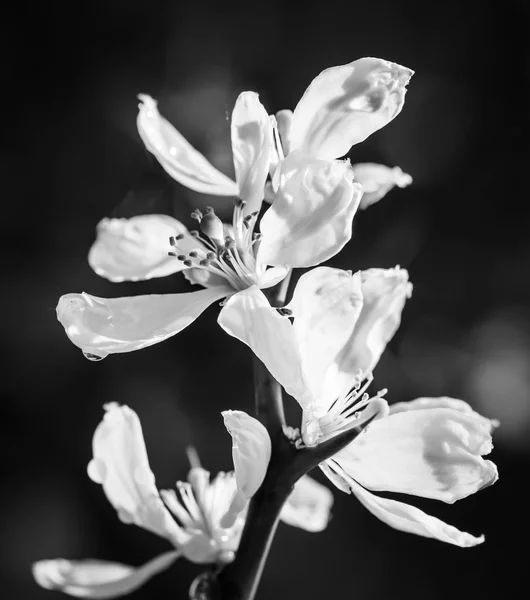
[352,163,412,209]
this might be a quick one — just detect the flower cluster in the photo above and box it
[35,57,498,598]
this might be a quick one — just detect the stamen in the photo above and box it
[183,259,193,267]
[177,254,187,261]
[168,251,177,257]
[189,251,199,258]
[191,209,203,221]
[186,446,202,470]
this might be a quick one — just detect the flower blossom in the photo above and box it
[58,86,367,360]
[138,57,413,199]
[218,267,499,547]
[33,403,333,598]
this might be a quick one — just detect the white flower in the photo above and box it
[352,163,413,210]
[33,404,333,598]
[56,202,289,360]
[218,266,411,442]
[138,58,413,199]
[217,268,499,547]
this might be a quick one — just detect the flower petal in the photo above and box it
[218,286,312,407]
[231,92,273,214]
[332,405,498,503]
[88,215,201,282]
[220,410,271,527]
[289,58,414,160]
[352,163,413,210]
[285,268,363,407]
[137,95,238,196]
[87,403,183,543]
[325,267,411,396]
[32,551,179,599]
[57,286,232,359]
[347,478,484,547]
[280,475,334,532]
[257,152,362,268]
[389,396,499,426]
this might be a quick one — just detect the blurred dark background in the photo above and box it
[3,0,529,598]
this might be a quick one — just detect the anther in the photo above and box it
[206,252,216,260]
[175,233,185,241]
[190,230,200,237]
[177,254,187,261]
[233,198,245,208]
[205,206,215,215]
[277,307,293,316]
[189,251,199,258]
[199,259,210,267]
[183,259,193,267]
[168,251,177,257]
[191,209,203,221]
[169,236,176,246]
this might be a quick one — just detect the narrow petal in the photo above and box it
[352,163,413,209]
[285,268,363,407]
[57,286,232,359]
[218,287,313,407]
[280,475,334,532]
[332,406,498,503]
[32,551,179,599]
[257,152,362,268]
[221,410,271,527]
[137,95,238,196]
[289,58,414,160]
[88,215,202,282]
[231,92,273,214]
[87,404,183,543]
[348,478,484,547]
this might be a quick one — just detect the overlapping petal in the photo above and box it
[288,57,414,160]
[231,92,273,214]
[86,403,183,544]
[322,267,411,400]
[284,268,363,405]
[32,552,180,599]
[57,286,232,359]
[218,286,312,407]
[280,475,334,532]
[88,215,200,282]
[257,152,362,268]
[137,95,238,196]
[352,163,413,210]
[332,404,498,503]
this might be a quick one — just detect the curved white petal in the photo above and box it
[390,396,500,428]
[352,163,413,210]
[289,58,414,160]
[257,153,362,268]
[231,92,273,214]
[137,95,238,196]
[280,475,334,532]
[221,410,271,527]
[87,403,183,543]
[332,406,498,503]
[285,268,363,407]
[347,478,484,547]
[57,286,232,359]
[256,266,290,290]
[88,215,202,282]
[218,286,312,407]
[32,551,179,599]
[323,267,411,397]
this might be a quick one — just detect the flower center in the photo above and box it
[303,373,388,446]
[168,200,263,291]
